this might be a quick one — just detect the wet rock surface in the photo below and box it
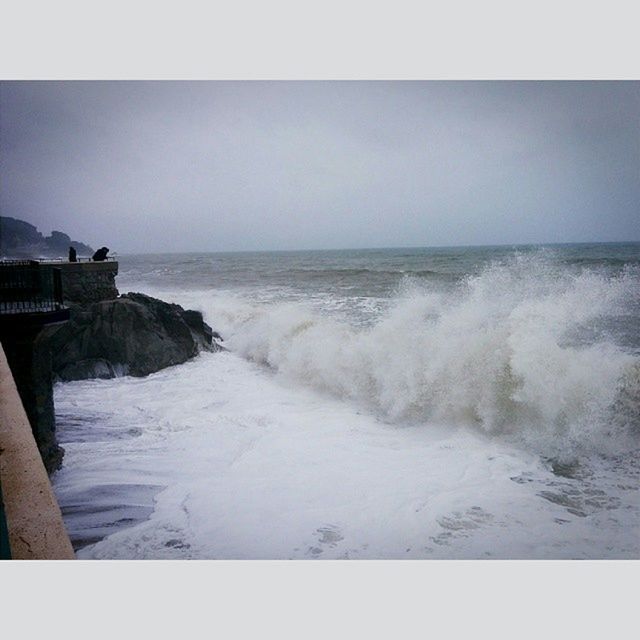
[49,292,219,381]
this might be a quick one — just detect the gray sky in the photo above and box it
[1,81,638,254]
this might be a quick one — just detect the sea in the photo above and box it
[51,243,640,559]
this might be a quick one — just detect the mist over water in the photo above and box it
[53,243,640,558]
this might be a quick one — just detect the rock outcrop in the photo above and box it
[47,293,220,382]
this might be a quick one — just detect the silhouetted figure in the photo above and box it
[92,246,109,262]
[68,246,77,262]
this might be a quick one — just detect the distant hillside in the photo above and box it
[0,216,94,258]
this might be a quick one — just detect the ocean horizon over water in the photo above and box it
[51,241,640,559]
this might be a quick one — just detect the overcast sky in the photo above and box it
[1,81,638,254]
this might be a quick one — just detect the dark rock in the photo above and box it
[48,292,220,381]
[121,292,215,355]
[56,358,123,381]
[181,308,213,342]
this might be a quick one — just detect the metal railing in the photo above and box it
[40,257,117,263]
[1,257,117,264]
[0,262,65,315]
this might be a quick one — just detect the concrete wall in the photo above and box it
[0,343,74,559]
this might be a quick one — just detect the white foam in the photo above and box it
[53,351,639,559]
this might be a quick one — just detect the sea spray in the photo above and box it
[196,253,640,457]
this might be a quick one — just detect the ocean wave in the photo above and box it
[201,254,640,457]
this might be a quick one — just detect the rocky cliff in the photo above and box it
[0,216,94,258]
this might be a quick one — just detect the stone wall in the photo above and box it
[42,261,119,304]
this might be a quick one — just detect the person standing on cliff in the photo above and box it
[68,246,77,262]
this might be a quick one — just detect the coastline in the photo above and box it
[49,246,640,559]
